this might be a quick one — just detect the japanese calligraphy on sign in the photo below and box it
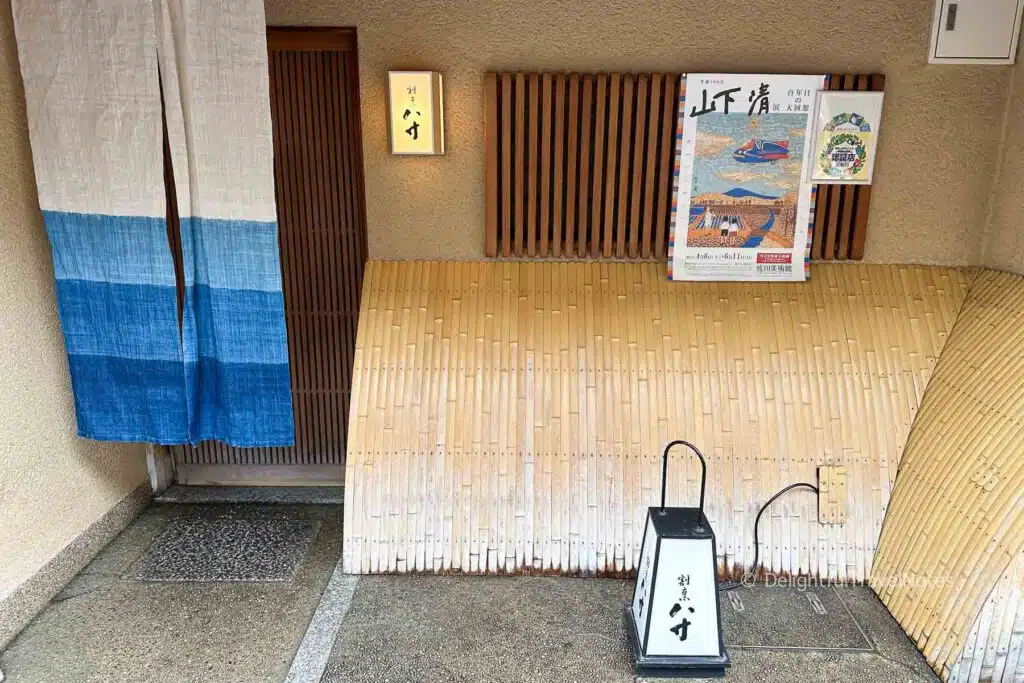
[668,74,826,282]
[388,71,445,155]
[644,537,721,657]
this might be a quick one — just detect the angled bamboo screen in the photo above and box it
[483,72,885,261]
[343,261,971,577]
[872,270,1024,682]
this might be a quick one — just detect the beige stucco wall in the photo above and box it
[265,0,1011,264]
[0,1,148,603]
[983,59,1024,275]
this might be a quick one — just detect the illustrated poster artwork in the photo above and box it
[809,91,884,184]
[644,537,721,657]
[668,73,826,282]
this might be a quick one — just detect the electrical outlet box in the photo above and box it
[817,466,848,524]
[929,0,1024,64]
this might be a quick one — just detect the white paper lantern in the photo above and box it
[625,440,730,677]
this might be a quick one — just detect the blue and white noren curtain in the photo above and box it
[13,1,188,443]
[156,0,293,446]
[12,0,294,446]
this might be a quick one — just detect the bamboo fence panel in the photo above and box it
[947,552,1024,683]
[872,270,1024,683]
[343,262,971,579]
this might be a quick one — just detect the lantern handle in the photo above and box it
[660,440,707,515]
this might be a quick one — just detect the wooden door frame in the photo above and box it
[267,26,357,52]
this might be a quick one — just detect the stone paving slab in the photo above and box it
[321,576,939,683]
[0,503,342,683]
[0,499,940,683]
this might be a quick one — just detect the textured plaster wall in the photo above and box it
[265,0,1010,264]
[0,1,148,603]
[984,60,1024,275]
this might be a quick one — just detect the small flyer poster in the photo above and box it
[668,73,826,282]
[809,91,884,184]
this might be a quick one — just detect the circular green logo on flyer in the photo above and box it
[819,132,867,178]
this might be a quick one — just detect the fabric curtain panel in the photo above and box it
[12,0,293,447]
[12,1,188,443]
[156,0,293,446]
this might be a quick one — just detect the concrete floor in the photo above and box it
[0,495,939,683]
[0,502,343,683]
[322,577,938,683]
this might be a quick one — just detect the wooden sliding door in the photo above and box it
[171,27,367,486]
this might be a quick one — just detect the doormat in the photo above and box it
[123,509,319,582]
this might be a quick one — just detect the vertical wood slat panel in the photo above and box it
[484,73,498,257]
[539,74,552,256]
[501,74,513,258]
[850,74,887,260]
[835,74,858,260]
[654,73,677,259]
[173,31,366,478]
[602,74,621,258]
[591,74,608,258]
[552,75,566,258]
[834,74,869,260]
[485,71,684,259]
[640,75,662,259]
[822,74,845,261]
[629,75,648,259]
[812,73,886,261]
[514,74,526,256]
[483,71,884,261]
[810,75,831,261]
[576,75,593,258]
[564,74,580,257]
[527,74,540,257]
[615,75,634,258]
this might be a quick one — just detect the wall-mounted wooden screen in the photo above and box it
[811,74,886,261]
[484,72,885,261]
[485,72,680,259]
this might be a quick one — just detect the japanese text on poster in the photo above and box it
[668,74,826,282]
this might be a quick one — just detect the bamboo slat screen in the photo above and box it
[949,556,1024,683]
[342,261,971,577]
[872,270,1024,683]
[172,28,368,477]
[483,72,884,261]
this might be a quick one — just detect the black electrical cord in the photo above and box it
[718,482,819,592]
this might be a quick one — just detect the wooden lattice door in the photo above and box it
[171,28,367,486]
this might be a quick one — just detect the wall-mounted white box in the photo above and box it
[929,0,1024,64]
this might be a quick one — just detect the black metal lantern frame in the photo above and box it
[625,440,730,678]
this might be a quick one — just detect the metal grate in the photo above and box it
[484,71,885,261]
[172,28,367,482]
